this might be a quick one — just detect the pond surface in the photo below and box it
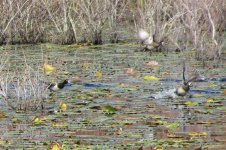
[0,44,225,149]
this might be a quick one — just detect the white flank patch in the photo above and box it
[51,85,59,91]
[138,29,150,41]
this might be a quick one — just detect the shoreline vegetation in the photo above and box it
[0,0,226,60]
[0,0,225,61]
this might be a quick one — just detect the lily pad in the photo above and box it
[144,75,160,81]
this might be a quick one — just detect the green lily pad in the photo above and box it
[102,105,118,114]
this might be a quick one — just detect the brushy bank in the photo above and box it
[0,0,225,61]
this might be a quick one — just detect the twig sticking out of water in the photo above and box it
[182,62,186,83]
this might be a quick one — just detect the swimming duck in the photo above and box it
[151,64,198,99]
[47,80,72,91]
[174,63,198,97]
[174,82,192,97]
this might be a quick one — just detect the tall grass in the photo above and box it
[0,0,128,45]
[133,0,226,62]
[0,54,49,111]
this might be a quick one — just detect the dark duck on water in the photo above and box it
[47,80,72,91]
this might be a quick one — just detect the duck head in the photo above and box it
[58,80,70,89]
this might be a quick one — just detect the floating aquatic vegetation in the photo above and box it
[59,102,67,112]
[0,112,7,118]
[144,60,159,68]
[223,89,226,95]
[188,132,208,138]
[143,75,160,81]
[135,138,197,148]
[126,68,137,75]
[92,88,111,93]
[184,101,198,107]
[76,92,94,100]
[32,116,47,125]
[102,105,118,115]
[166,123,180,130]
[96,70,103,79]
[43,63,56,75]
[52,122,68,128]
[50,142,62,150]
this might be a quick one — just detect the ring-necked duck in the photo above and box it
[174,63,198,97]
[48,80,73,91]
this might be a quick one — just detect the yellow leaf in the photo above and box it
[0,140,7,145]
[185,101,198,107]
[199,132,208,136]
[52,123,68,127]
[206,99,214,103]
[96,70,102,79]
[43,63,56,75]
[125,88,137,91]
[161,71,170,75]
[167,133,179,138]
[51,142,62,150]
[188,132,208,137]
[0,112,7,118]
[146,103,156,108]
[197,121,213,124]
[154,145,164,150]
[63,71,70,75]
[32,116,46,124]
[59,102,67,112]
[157,120,167,125]
[143,75,160,81]
[223,89,226,95]
[32,117,41,123]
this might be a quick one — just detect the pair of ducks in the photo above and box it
[138,29,198,98]
[54,65,195,97]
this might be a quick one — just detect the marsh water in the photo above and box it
[0,44,226,149]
